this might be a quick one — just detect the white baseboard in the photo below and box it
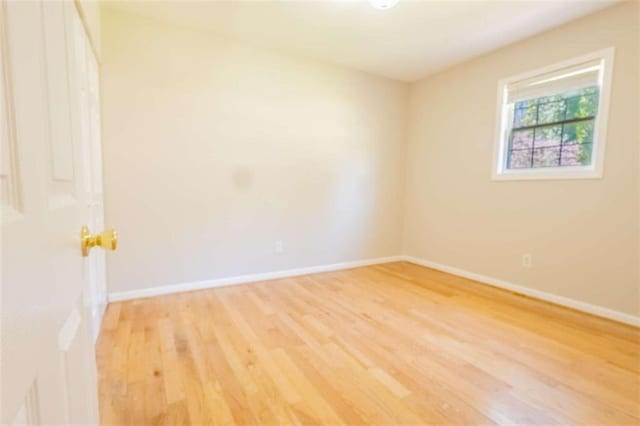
[108,255,404,302]
[107,253,639,327]
[402,255,640,327]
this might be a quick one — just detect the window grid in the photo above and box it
[506,92,597,170]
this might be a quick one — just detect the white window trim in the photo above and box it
[491,47,615,181]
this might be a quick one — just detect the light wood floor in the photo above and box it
[97,262,640,425]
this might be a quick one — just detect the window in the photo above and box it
[492,48,614,180]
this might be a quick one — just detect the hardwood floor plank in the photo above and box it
[97,262,640,425]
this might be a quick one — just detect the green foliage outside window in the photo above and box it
[508,86,599,169]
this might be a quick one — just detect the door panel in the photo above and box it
[58,300,96,425]
[1,1,104,424]
[41,0,75,189]
[0,14,21,220]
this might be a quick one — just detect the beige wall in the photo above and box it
[101,8,408,293]
[404,1,639,315]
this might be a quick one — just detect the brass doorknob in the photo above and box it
[80,226,118,257]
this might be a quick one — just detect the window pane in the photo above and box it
[514,104,537,128]
[537,93,563,104]
[560,143,593,166]
[503,81,602,172]
[562,120,594,145]
[537,100,566,125]
[533,147,560,167]
[565,92,599,120]
[508,149,532,169]
[534,125,562,148]
[511,129,534,149]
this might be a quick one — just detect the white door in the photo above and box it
[69,4,109,342]
[1,1,111,424]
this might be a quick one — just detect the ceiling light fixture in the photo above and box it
[369,0,399,11]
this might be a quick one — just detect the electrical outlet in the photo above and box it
[275,240,284,254]
[522,254,532,268]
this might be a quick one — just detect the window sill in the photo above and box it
[491,167,603,181]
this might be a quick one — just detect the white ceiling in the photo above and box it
[107,0,618,82]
